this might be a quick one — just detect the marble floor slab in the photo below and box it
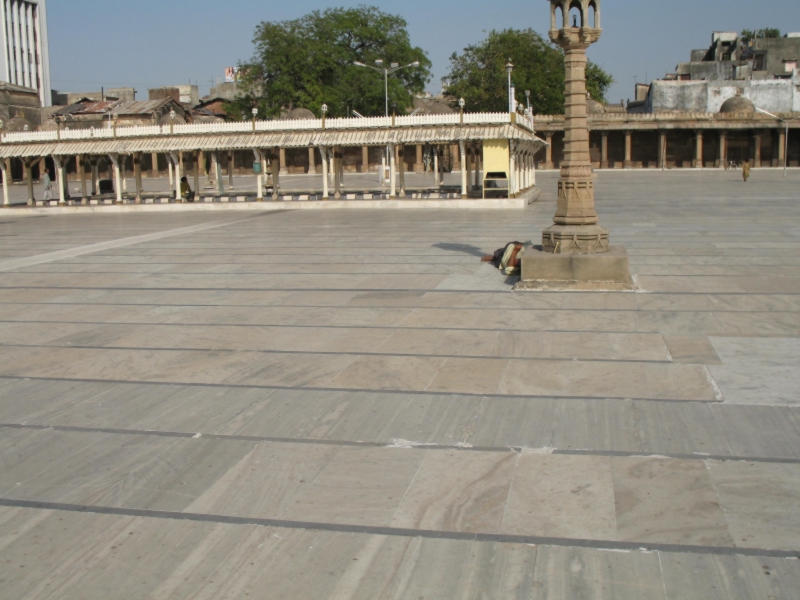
[2,171,800,597]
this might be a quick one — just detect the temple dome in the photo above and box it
[587,97,605,114]
[282,107,316,120]
[719,94,755,114]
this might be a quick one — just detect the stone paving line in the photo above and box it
[0,170,799,598]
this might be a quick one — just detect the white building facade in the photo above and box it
[0,0,50,107]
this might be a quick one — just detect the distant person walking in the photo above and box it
[742,161,751,182]
[42,168,53,201]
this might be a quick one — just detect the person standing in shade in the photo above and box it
[42,168,53,201]
[742,160,751,182]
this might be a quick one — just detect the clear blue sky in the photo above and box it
[49,0,800,107]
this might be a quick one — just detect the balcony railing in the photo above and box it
[1,112,535,144]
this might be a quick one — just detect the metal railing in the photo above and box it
[1,112,535,144]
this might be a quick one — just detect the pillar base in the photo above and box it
[519,245,634,290]
[623,161,632,169]
[541,224,610,254]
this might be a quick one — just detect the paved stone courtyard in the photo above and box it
[0,169,798,598]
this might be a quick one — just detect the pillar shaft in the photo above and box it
[459,141,467,198]
[308,147,316,174]
[398,145,405,196]
[600,132,609,169]
[777,130,786,165]
[624,131,632,168]
[254,149,263,200]
[320,147,329,199]
[659,131,667,170]
[25,160,34,205]
[545,133,554,169]
[415,144,423,172]
[541,24,608,254]
[134,153,143,203]
[695,132,703,168]
[0,161,8,207]
[719,132,727,168]
[271,151,280,200]
[753,132,762,168]
[79,155,87,202]
[279,148,288,175]
[193,152,200,202]
[388,144,396,199]
[361,146,369,173]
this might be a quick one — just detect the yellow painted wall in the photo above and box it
[482,139,510,176]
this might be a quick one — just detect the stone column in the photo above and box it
[545,133,554,169]
[718,131,727,168]
[308,147,316,175]
[361,146,369,173]
[134,153,143,203]
[193,152,200,202]
[333,149,342,199]
[541,23,608,253]
[320,147,329,199]
[91,159,99,196]
[109,154,123,204]
[623,131,632,169]
[658,131,667,169]
[54,157,67,205]
[694,132,704,168]
[79,155,87,203]
[508,145,516,197]
[415,144,424,172]
[271,152,280,200]
[0,160,8,207]
[254,150,263,201]
[459,141,467,198]
[25,160,34,205]
[753,131,762,168]
[778,130,786,167]
[150,153,158,178]
[388,144,396,199]
[279,148,288,176]
[600,132,609,169]
[474,146,481,189]
[398,145,406,196]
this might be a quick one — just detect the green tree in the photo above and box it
[444,29,613,115]
[227,6,431,119]
[741,28,781,44]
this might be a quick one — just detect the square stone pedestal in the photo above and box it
[518,246,635,291]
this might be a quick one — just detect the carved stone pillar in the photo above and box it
[694,132,703,168]
[544,133,554,169]
[718,131,727,169]
[541,22,608,254]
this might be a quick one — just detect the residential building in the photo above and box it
[629,31,800,113]
[0,0,50,107]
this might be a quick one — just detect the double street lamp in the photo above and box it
[353,59,421,117]
[756,107,799,178]
[353,59,420,184]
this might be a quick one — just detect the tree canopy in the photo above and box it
[443,29,614,115]
[227,6,431,119]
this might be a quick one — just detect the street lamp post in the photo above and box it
[756,107,799,178]
[353,59,420,183]
[353,59,421,117]
[251,107,258,132]
[506,60,514,113]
